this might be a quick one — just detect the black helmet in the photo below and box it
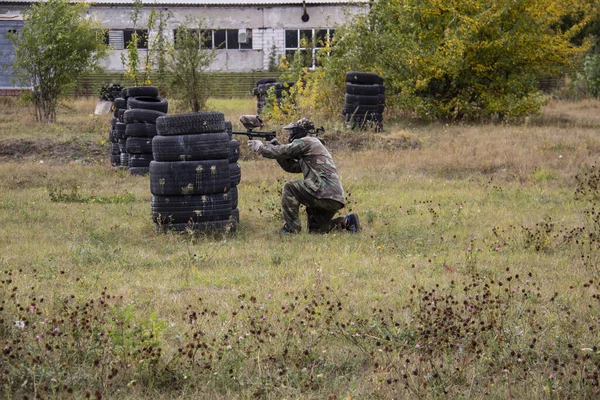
[283,118,315,142]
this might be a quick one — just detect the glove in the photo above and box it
[268,138,280,145]
[248,139,264,153]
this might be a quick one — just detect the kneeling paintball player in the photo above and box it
[248,117,360,234]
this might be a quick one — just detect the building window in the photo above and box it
[284,28,335,67]
[107,29,147,50]
[202,29,252,50]
[123,29,148,49]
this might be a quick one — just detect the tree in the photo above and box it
[8,0,108,123]
[323,0,593,120]
[165,18,216,112]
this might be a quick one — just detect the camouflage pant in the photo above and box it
[282,181,345,233]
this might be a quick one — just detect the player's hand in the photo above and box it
[268,138,280,145]
[248,139,264,152]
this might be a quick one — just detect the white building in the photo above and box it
[0,0,369,86]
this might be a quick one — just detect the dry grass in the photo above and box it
[1,97,600,399]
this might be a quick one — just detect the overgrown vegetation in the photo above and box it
[165,18,216,112]
[288,0,598,121]
[7,0,108,122]
[1,98,600,398]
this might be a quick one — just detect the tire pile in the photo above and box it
[150,112,238,233]
[108,86,168,175]
[251,78,295,115]
[343,71,385,131]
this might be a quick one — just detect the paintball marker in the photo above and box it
[232,115,277,141]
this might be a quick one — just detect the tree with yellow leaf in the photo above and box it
[326,0,594,120]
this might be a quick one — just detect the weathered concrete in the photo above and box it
[0,2,366,74]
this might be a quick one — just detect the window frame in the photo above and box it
[202,28,253,50]
[284,28,335,68]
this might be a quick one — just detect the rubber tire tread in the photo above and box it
[230,162,241,186]
[229,186,238,209]
[126,86,159,98]
[124,109,166,124]
[152,192,234,208]
[229,139,240,163]
[125,122,157,137]
[152,132,230,161]
[343,104,380,114]
[156,112,225,136]
[345,94,381,105]
[126,137,153,154]
[127,96,169,113]
[113,98,126,109]
[149,159,230,196]
[152,203,233,224]
[157,219,237,233]
[345,83,381,96]
[128,154,153,168]
[345,71,384,85]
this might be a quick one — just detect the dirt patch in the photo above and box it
[0,138,106,163]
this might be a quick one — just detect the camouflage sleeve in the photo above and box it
[276,158,301,173]
[259,140,308,160]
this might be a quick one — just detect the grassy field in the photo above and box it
[1,96,600,399]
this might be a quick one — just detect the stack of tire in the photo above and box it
[121,86,168,175]
[108,96,127,168]
[150,112,237,233]
[343,71,385,131]
[252,78,295,115]
[226,120,241,223]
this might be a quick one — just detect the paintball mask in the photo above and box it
[283,118,315,143]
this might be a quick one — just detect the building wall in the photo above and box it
[0,19,23,89]
[0,3,366,73]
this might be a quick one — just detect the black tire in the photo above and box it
[345,112,383,123]
[113,97,126,109]
[345,71,384,85]
[110,142,120,155]
[127,96,169,113]
[149,159,230,196]
[110,117,117,129]
[229,186,238,209]
[110,154,120,167]
[125,122,157,137]
[156,112,225,136]
[345,83,381,96]
[152,132,230,162]
[153,208,233,224]
[343,104,380,114]
[229,139,240,163]
[230,162,241,186]
[123,109,166,124]
[152,192,234,208]
[129,167,149,176]
[231,208,239,222]
[378,94,386,104]
[120,152,129,167]
[113,108,125,120]
[126,137,153,154]
[225,121,232,139]
[121,88,129,98]
[109,130,117,143]
[256,77,277,85]
[345,94,380,105]
[156,219,237,233]
[127,86,159,98]
[129,153,153,168]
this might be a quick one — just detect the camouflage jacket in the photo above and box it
[259,136,345,204]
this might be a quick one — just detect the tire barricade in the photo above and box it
[150,112,237,234]
[108,86,168,175]
[343,72,385,132]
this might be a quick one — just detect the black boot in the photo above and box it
[345,213,360,232]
